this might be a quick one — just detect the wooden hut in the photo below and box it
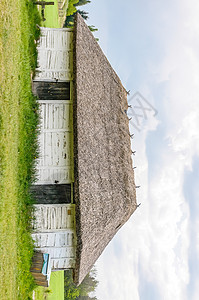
[31,27,76,281]
[31,251,50,287]
[31,14,137,286]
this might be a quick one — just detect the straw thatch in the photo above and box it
[73,14,137,285]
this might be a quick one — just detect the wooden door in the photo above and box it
[33,27,73,81]
[35,98,74,184]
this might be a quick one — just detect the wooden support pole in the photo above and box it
[33,2,54,21]
[34,1,54,7]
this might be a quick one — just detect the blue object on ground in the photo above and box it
[42,253,49,275]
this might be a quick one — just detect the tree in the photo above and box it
[74,0,91,6]
[67,0,79,16]
[64,9,88,27]
[64,268,99,300]
[64,270,80,299]
[77,267,98,296]
[64,0,98,37]
[64,9,88,28]
[76,10,89,20]
[66,0,91,17]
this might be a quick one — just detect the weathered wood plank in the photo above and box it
[34,43,73,81]
[51,257,76,269]
[32,204,75,231]
[35,280,48,287]
[35,101,74,184]
[32,81,70,100]
[35,167,74,184]
[37,28,73,50]
[38,102,73,130]
[31,251,49,287]
[32,230,76,248]
[31,184,72,204]
[35,246,75,258]
[31,272,47,280]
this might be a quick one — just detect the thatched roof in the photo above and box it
[73,14,137,285]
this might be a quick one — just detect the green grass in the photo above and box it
[34,271,64,300]
[34,286,52,300]
[40,0,59,28]
[48,271,64,300]
[0,0,41,299]
[38,0,69,28]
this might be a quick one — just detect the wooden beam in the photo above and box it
[34,1,54,6]
[34,1,54,20]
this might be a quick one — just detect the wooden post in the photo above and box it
[34,1,54,7]
[33,2,54,21]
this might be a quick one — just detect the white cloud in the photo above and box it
[83,0,109,56]
[134,1,199,297]
[192,279,199,300]
[88,1,199,300]
[168,111,199,166]
[144,159,190,299]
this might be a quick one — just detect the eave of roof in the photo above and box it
[73,13,137,285]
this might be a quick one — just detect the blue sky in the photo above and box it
[83,1,199,299]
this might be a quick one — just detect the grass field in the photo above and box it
[38,0,69,28]
[0,0,71,298]
[0,0,41,299]
[34,271,64,300]
[48,271,64,300]
[39,0,59,28]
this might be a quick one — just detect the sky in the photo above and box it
[82,1,199,299]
